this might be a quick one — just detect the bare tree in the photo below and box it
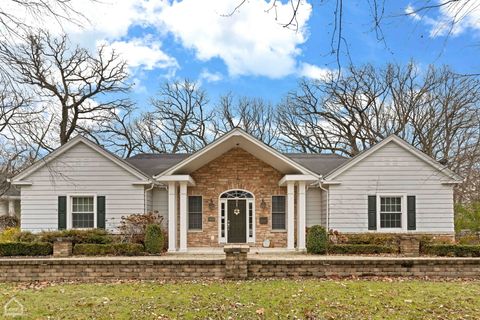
[278,62,480,202]
[96,105,142,158]
[213,93,279,146]
[0,31,132,149]
[278,63,433,155]
[139,79,212,154]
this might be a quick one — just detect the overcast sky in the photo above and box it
[20,0,480,108]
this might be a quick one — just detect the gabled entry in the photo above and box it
[219,190,255,244]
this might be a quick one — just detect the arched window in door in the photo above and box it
[219,190,255,244]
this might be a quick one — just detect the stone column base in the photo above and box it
[224,244,250,280]
[53,241,73,257]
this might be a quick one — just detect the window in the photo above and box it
[248,202,253,238]
[220,202,226,238]
[272,196,286,230]
[72,196,94,228]
[380,196,402,228]
[188,196,202,230]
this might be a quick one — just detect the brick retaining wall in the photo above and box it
[0,257,479,282]
[0,258,225,282]
[248,258,480,278]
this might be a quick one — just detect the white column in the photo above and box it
[287,181,295,250]
[179,181,188,252]
[297,181,306,251]
[167,182,177,252]
[8,199,15,216]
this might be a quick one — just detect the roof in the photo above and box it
[125,154,191,177]
[126,152,348,177]
[285,153,349,176]
[12,136,151,183]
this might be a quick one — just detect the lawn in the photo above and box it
[1,279,479,319]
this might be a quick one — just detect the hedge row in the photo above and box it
[423,244,480,257]
[328,244,398,255]
[73,243,144,256]
[37,229,113,245]
[0,242,53,256]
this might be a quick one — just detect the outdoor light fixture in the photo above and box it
[208,198,215,210]
[260,198,267,209]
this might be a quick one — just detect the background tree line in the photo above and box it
[2,31,479,206]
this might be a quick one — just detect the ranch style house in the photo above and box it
[10,128,462,252]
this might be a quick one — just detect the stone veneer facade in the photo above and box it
[186,147,289,248]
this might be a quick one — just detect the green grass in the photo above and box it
[1,279,479,319]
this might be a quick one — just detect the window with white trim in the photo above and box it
[72,196,95,228]
[380,196,402,228]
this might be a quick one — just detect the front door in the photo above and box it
[227,199,247,243]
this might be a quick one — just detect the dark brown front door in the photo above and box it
[227,199,247,243]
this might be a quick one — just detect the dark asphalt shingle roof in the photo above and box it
[125,154,191,177]
[285,153,349,176]
[125,152,349,177]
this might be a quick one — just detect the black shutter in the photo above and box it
[407,196,416,230]
[58,196,67,230]
[97,196,106,229]
[368,195,377,230]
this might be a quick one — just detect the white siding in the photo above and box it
[306,187,324,227]
[146,189,153,213]
[20,142,146,232]
[328,141,454,233]
[152,188,168,227]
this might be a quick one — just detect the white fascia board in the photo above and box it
[156,175,196,186]
[10,181,32,186]
[279,174,318,186]
[320,181,341,185]
[131,181,156,186]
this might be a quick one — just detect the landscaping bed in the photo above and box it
[1,279,479,319]
[0,213,166,257]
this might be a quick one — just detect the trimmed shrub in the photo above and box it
[341,233,400,246]
[306,225,328,254]
[15,231,36,243]
[456,233,480,245]
[328,244,397,255]
[37,229,113,245]
[144,224,164,254]
[0,227,21,243]
[0,242,52,256]
[423,244,480,257]
[0,215,19,230]
[73,243,144,256]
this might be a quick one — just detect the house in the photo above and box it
[0,182,20,217]
[11,129,462,252]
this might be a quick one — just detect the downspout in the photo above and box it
[144,182,155,213]
[318,178,329,231]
